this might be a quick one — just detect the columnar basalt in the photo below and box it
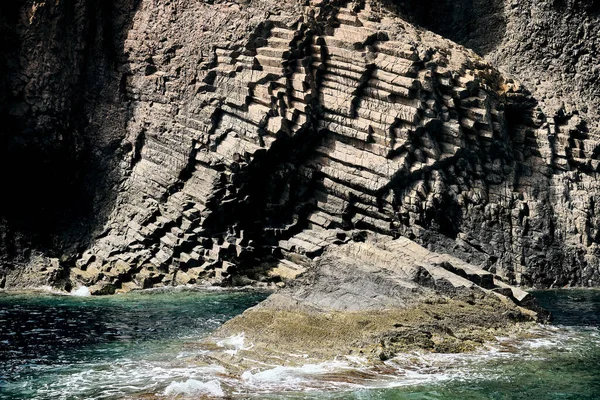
[0,0,599,293]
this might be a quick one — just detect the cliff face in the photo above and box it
[0,0,138,287]
[400,0,600,131]
[0,0,599,292]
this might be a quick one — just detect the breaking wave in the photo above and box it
[164,379,225,397]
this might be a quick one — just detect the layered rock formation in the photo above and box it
[1,0,599,293]
[207,233,540,366]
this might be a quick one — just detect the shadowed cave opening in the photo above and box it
[384,0,507,55]
[0,0,140,262]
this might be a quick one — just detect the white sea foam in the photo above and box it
[525,337,561,349]
[71,286,91,297]
[163,379,225,397]
[26,324,596,399]
[32,359,227,399]
[216,333,252,354]
[239,360,372,392]
[242,361,347,383]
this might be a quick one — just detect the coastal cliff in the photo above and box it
[1,0,599,295]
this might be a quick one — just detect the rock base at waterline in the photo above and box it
[194,234,543,370]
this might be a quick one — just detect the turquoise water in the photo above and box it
[0,288,599,399]
[0,288,269,399]
[264,290,600,400]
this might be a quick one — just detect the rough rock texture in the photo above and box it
[1,0,600,291]
[201,233,540,367]
[398,0,600,128]
[0,0,140,289]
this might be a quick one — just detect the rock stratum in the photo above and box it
[204,233,542,367]
[1,0,599,298]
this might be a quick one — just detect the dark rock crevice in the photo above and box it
[388,0,507,56]
[0,0,140,281]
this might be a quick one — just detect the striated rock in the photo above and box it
[88,281,117,296]
[206,233,542,365]
[1,255,71,291]
[0,0,599,293]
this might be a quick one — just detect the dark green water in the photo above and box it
[0,288,269,399]
[0,289,599,399]
[297,290,600,400]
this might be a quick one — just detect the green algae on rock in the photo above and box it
[195,234,542,372]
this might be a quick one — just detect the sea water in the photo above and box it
[0,288,599,399]
[0,288,268,399]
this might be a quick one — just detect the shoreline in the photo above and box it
[0,284,275,298]
[2,286,599,398]
[2,283,600,299]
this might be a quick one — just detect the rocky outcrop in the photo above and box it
[1,0,599,292]
[201,233,541,367]
[275,233,539,313]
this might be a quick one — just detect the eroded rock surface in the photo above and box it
[1,0,599,292]
[198,233,540,368]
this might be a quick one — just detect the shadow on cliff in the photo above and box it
[383,0,507,55]
[0,0,141,264]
